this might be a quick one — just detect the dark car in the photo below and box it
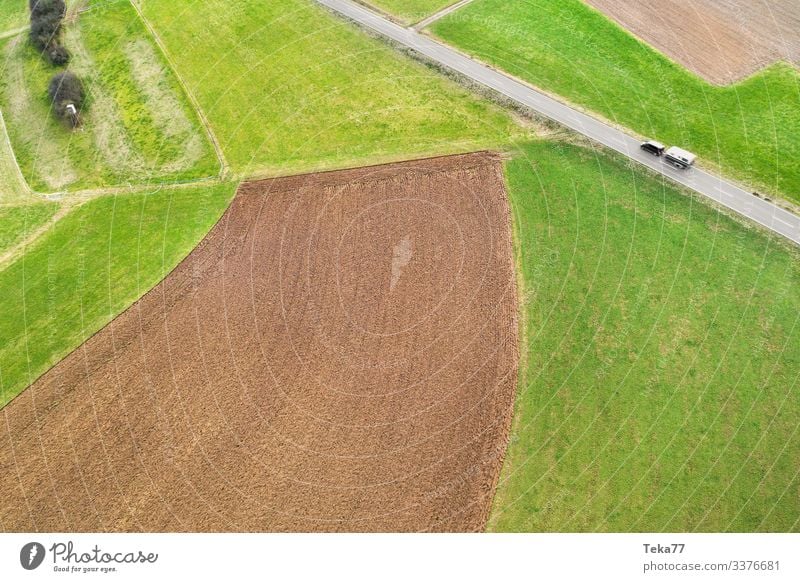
[640,140,666,156]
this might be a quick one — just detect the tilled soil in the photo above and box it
[0,152,519,532]
[586,0,800,84]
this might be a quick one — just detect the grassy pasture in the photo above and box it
[0,0,27,35]
[432,0,800,204]
[0,181,235,408]
[364,0,454,23]
[140,0,522,177]
[493,139,800,532]
[0,0,218,192]
[0,111,31,203]
[0,201,58,257]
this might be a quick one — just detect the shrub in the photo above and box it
[47,44,70,66]
[48,71,85,127]
[29,0,66,18]
[29,0,67,56]
[29,11,61,52]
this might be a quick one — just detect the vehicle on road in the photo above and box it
[664,146,697,169]
[640,140,665,156]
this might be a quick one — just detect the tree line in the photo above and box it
[29,0,84,128]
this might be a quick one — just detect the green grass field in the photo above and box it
[140,0,522,177]
[0,201,58,257]
[432,0,800,204]
[0,111,31,203]
[0,181,235,408]
[494,139,800,531]
[364,0,454,23]
[0,0,218,192]
[0,0,27,35]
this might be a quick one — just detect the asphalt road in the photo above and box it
[318,0,800,247]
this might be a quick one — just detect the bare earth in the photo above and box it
[0,152,518,532]
[586,0,800,84]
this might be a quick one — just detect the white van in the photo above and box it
[664,147,696,169]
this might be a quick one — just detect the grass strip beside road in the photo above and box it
[432,0,800,204]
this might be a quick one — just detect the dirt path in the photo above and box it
[0,202,71,269]
[0,152,519,532]
[415,0,475,30]
[0,26,28,41]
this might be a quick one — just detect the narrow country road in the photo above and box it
[318,0,800,247]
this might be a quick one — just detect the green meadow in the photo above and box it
[494,139,800,531]
[0,201,58,257]
[0,0,27,35]
[140,0,522,177]
[0,0,796,535]
[0,181,235,407]
[432,0,800,204]
[0,111,31,203]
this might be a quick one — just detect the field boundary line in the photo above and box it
[127,0,229,178]
[414,0,475,30]
[0,109,34,201]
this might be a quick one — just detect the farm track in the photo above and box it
[0,202,71,269]
[414,0,475,30]
[0,152,519,532]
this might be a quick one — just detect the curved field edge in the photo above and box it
[430,0,800,204]
[0,181,235,408]
[490,140,800,532]
[584,0,800,85]
[0,154,518,531]
[139,0,525,177]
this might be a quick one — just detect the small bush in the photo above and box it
[47,44,70,66]
[29,0,66,18]
[29,12,61,52]
[29,0,67,56]
[48,71,85,127]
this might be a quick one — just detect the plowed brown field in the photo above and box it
[0,152,518,532]
[586,0,800,83]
